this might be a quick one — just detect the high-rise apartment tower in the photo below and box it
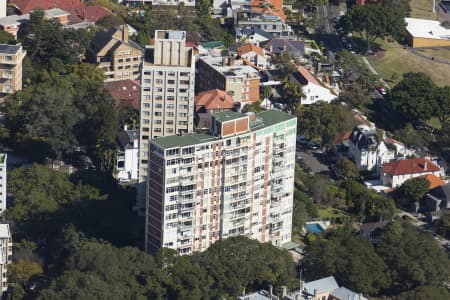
[146,110,296,254]
[136,30,195,215]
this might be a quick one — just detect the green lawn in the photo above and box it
[317,207,349,220]
[367,39,450,87]
[410,0,437,19]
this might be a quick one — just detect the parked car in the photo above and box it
[376,86,387,95]
[306,141,320,150]
[296,135,309,145]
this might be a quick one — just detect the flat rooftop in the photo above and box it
[0,44,22,54]
[152,110,296,149]
[200,56,260,78]
[405,17,450,41]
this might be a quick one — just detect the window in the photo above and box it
[167,112,174,117]
[157,71,164,76]
[168,80,175,84]
[167,96,175,101]
[144,79,151,84]
[166,120,174,125]
[167,88,174,93]
[155,128,162,133]
[126,58,131,62]
[168,71,175,76]
[118,59,123,63]
[155,112,162,116]
[133,57,140,61]
[166,104,174,109]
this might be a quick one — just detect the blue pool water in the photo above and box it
[306,223,324,234]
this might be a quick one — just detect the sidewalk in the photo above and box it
[361,56,390,89]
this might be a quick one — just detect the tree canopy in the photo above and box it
[395,177,430,205]
[339,4,406,52]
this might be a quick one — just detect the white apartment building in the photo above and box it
[137,30,195,215]
[146,110,296,254]
[0,154,6,214]
[120,0,196,7]
[0,224,12,296]
[116,129,139,182]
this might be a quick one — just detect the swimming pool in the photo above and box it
[305,223,325,234]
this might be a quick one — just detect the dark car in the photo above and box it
[296,135,309,145]
[306,141,320,150]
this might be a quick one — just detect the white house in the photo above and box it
[347,125,409,173]
[381,157,445,188]
[116,129,139,182]
[289,66,337,105]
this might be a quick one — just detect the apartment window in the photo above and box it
[166,120,174,125]
[167,112,174,117]
[155,95,163,100]
[155,120,162,124]
[166,104,174,109]
[155,128,162,133]
[133,64,139,68]
[178,105,188,109]
[144,79,151,84]
[144,88,151,92]
[167,128,174,133]
[133,57,139,61]
[168,80,175,84]
[167,88,174,93]
[125,65,131,69]
[155,104,163,108]
[167,96,175,101]
[124,72,130,76]
[143,103,150,108]
[143,95,150,100]
[179,88,187,93]
[5,56,12,61]
[119,50,131,55]
[143,119,150,124]
[180,80,190,85]
[143,111,150,116]
[156,87,163,92]
[144,71,151,75]
[155,112,162,116]
[156,79,163,84]
[157,71,164,76]
[180,72,189,77]
[118,59,123,63]
[126,58,131,62]
[118,66,123,70]
[168,71,176,76]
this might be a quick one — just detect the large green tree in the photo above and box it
[339,4,405,52]
[396,177,430,206]
[377,221,450,293]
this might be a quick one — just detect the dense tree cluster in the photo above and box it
[296,102,353,145]
[304,221,450,297]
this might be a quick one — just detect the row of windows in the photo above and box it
[143,71,191,77]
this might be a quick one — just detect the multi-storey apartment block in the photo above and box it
[136,30,195,215]
[0,154,5,214]
[0,44,25,99]
[87,26,143,82]
[0,224,12,297]
[196,56,260,105]
[146,110,296,254]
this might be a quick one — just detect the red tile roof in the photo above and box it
[249,0,286,21]
[104,80,140,110]
[382,158,440,176]
[11,0,112,23]
[421,174,446,190]
[195,89,234,112]
[296,66,320,86]
[238,43,264,56]
[333,131,352,145]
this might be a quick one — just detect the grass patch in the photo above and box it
[415,47,450,62]
[367,39,450,86]
[317,206,349,220]
[410,0,437,19]
[428,116,442,129]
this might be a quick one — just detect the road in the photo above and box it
[296,147,330,175]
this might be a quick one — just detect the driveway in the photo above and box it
[296,148,330,175]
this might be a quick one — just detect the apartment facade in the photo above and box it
[0,154,5,214]
[87,26,143,82]
[146,110,296,254]
[0,224,12,297]
[120,0,196,7]
[0,44,25,99]
[136,30,195,215]
[196,56,260,105]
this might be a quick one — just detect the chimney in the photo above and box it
[282,286,287,297]
[122,25,129,42]
[424,161,427,171]
[269,285,273,299]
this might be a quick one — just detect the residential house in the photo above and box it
[348,125,397,172]
[330,287,368,300]
[424,183,450,220]
[194,89,235,129]
[421,173,446,190]
[146,110,296,254]
[0,8,70,39]
[115,128,139,182]
[0,44,26,99]
[196,56,260,105]
[235,26,273,45]
[288,66,337,105]
[237,43,268,69]
[264,38,305,59]
[10,0,112,24]
[359,221,389,243]
[104,79,140,110]
[87,26,143,82]
[381,157,444,188]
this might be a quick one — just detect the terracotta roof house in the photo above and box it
[194,89,234,113]
[421,173,446,190]
[424,183,450,220]
[237,43,267,69]
[11,0,112,23]
[289,66,337,105]
[381,158,444,188]
[104,79,140,109]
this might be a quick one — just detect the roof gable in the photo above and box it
[382,158,440,176]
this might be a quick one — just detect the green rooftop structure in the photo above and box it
[213,111,246,123]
